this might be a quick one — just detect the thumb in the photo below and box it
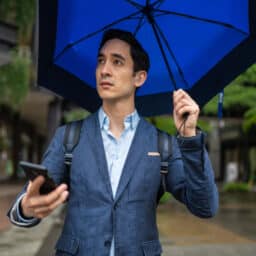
[27,175,45,196]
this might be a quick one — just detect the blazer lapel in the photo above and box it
[114,119,151,202]
[83,113,113,199]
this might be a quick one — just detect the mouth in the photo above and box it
[99,81,113,88]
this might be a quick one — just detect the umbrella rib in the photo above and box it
[150,21,178,90]
[152,0,165,8]
[54,11,142,61]
[154,20,190,89]
[133,14,147,35]
[154,9,248,35]
[124,0,143,10]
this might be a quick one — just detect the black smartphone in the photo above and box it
[19,161,57,195]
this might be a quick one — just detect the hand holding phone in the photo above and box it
[19,161,57,195]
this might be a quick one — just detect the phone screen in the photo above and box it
[19,161,57,194]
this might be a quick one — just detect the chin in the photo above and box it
[98,92,115,101]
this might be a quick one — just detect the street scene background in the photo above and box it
[1,1,256,255]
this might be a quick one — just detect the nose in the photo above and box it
[100,61,112,77]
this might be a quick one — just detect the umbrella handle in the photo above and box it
[182,112,189,119]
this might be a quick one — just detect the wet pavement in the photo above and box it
[0,182,23,232]
[0,182,256,255]
[158,192,256,255]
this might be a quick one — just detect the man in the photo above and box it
[8,29,218,255]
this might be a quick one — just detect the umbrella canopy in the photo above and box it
[38,0,256,116]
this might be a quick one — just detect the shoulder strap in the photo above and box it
[157,129,172,201]
[62,121,171,202]
[63,120,83,171]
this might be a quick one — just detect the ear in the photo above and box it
[134,71,147,88]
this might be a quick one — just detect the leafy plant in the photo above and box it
[202,64,256,132]
[147,115,211,134]
[243,108,256,133]
[63,108,90,123]
[223,182,251,192]
[0,0,36,44]
[159,192,172,204]
[0,48,30,108]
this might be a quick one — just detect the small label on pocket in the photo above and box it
[147,152,160,156]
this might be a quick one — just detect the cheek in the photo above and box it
[119,72,135,84]
[95,69,100,80]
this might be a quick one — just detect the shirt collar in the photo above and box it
[98,107,140,131]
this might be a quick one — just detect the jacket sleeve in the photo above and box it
[166,132,219,218]
[41,125,67,185]
[6,126,66,227]
[7,192,41,227]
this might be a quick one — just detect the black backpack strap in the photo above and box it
[157,129,172,201]
[63,120,83,174]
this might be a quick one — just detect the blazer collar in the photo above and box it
[82,112,153,202]
[83,112,113,199]
[114,118,153,202]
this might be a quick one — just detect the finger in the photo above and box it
[34,191,69,215]
[174,98,192,110]
[173,90,187,106]
[173,89,194,105]
[26,176,46,197]
[34,210,53,219]
[28,183,68,208]
[175,97,199,111]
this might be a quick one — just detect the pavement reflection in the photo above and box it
[158,192,256,255]
[1,184,256,256]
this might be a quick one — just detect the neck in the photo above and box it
[102,100,135,138]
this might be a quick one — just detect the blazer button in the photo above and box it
[104,240,111,247]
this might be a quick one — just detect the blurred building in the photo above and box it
[207,118,256,183]
[0,19,61,180]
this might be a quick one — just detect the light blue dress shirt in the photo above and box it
[10,108,140,256]
[98,107,140,256]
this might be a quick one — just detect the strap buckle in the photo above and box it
[160,161,168,174]
[64,153,73,166]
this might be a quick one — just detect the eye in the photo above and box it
[97,57,105,65]
[113,59,123,66]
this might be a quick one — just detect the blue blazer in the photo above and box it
[10,112,218,256]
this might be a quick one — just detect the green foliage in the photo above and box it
[197,119,211,133]
[223,182,250,192]
[0,132,9,151]
[202,64,256,132]
[203,83,256,115]
[234,64,256,86]
[203,64,256,115]
[63,108,90,123]
[147,116,211,134]
[0,1,35,110]
[0,49,30,108]
[147,116,176,134]
[0,0,36,44]
[243,108,256,132]
[159,192,172,204]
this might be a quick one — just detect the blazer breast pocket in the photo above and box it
[145,153,162,189]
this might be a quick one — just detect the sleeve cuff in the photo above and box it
[9,193,40,227]
[177,130,205,150]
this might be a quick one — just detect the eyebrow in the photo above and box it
[98,53,126,62]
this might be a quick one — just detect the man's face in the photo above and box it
[96,39,141,103]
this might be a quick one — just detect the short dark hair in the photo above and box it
[98,29,150,73]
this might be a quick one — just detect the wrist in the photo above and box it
[180,128,196,137]
[178,127,202,137]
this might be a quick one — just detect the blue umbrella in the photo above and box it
[38,0,256,116]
